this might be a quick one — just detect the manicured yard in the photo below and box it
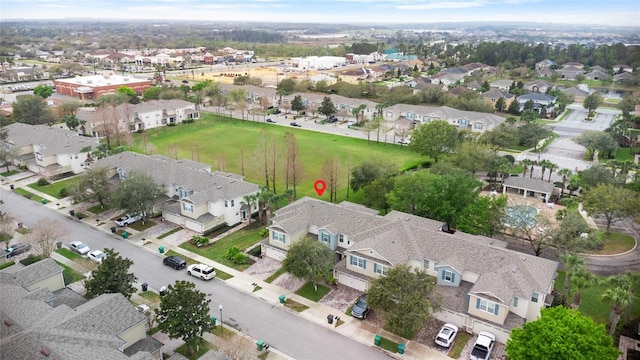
[157,227,183,239]
[13,187,47,203]
[179,224,265,271]
[584,232,636,255]
[175,337,214,360]
[131,113,429,202]
[265,267,286,283]
[0,170,19,177]
[129,219,157,232]
[284,298,309,312]
[448,331,471,359]
[87,203,112,214]
[139,291,161,304]
[612,147,639,162]
[55,261,84,284]
[295,281,331,302]
[27,177,78,199]
[55,248,84,261]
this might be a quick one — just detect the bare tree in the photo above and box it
[254,131,274,188]
[0,211,16,250]
[27,219,67,257]
[284,132,304,199]
[322,157,341,202]
[505,206,554,257]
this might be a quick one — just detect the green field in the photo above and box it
[27,177,78,199]
[131,113,428,202]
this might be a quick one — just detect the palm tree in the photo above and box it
[568,174,581,196]
[558,168,573,196]
[521,159,535,177]
[571,268,596,309]
[546,161,558,183]
[242,193,259,224]
[601,278,634,335]
[560,253,584,300]
[539,159,552,181]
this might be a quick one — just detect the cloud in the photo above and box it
[397,1,488,10]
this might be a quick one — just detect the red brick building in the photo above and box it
[54,73,152,100]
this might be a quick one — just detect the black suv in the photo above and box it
[5,243,31,258]
[163,255,186,270]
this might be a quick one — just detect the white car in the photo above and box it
[88,250,106,264]
[69,241,90,255]
[187,264,216,280]
[435,323,458,348]
[398,138,410,145]
[115,213,143,227]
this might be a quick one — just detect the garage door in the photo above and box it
[338,272,367,292]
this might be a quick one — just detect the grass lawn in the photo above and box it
[129,219,157,232]
[175,338,214,360]
[583,232,636,255]
[55,261,84,284]
[612,147,639,162]
[87,203,112,214]
[13,188,47,204]
[27,177,77,199]
[179,224,265,271]
[0,170,19,177]
[284,298,309,312]
[55,248,84,261]
[157,227,183,239]
[448,331,471,359]
[139,291,161,304]
[265,267,286,283]
[165,250,198,266]
[295,281,331,302]
[131,113,429,202]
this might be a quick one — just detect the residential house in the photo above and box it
[561,87,590,102]
[3,123,99,179]
[535,59,556,71]
[383,104,505,133]
[585,70,611,81]
[430,72,465,86]
[562,62,584,69]
[0,259,163,359]
[264,197,559,343]
[523,80,554,93]
[465,80,483,91]
[490,80,514,91]
[557,66,584,81]
[93,151,260,233]
[483,89,515,109]
[613,64,633,73]
[536,68,555,78]
[614,72,635,82]
[516,93,556,113]
[590,65,608,73]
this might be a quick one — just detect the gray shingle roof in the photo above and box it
[5,123,99,156]
[503,176,555,194]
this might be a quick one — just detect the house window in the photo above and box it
[36,154,43,162]
[338,234,344,243]
[374,263,388,276]
[178,187,190,199]
[182,203,193,213]
[225,200,228,208]
[531,292,539,303]
[476,298,499,315]
[441,270,455,283]
[271,231,285,243]
[321,233,331,244]
[459,119,468,126]
[513,297,519,307]
[231,200,235,207]
[349,255,366,269]
[474,123,484,130]
[424,260,430,269]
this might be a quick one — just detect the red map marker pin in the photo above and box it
[314,180,326,197]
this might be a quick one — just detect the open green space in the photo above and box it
[179,224,265,271]
[128,219,157,232]
[27,177,77,199]
[612,148,639,162]
[294,281,331,302]
[13,188,47,203]
[55,261,84,284]
[131,113,429,202]
[583,232,636,255]
[55,248,84,261]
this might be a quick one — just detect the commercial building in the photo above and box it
[54,73,152,100]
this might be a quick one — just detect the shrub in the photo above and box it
[556,209,567,220]
[258,229,269,238]
[503,154,516,164]
[248,245,262,257]
[20,254,45,266]
[558,197,578,208]
[58,188,69,198]
[0,261,15,270]
[37,178,50,186]
[226,246,241,260]
[167,123,176,127]
[232,252,248,265]
[191,235,209,247]
[137,129,144,133]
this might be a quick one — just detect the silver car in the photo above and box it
[69,241,90,255]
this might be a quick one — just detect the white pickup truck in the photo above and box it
[115,213,144,227]
[470,331,495,360]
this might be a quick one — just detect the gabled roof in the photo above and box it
[490,79,514,88]
[483,88,514,100]
[0,258,63,288]
[524,79,554,89]
[517,93,556,102]
[94,151,259,204]
[5,123,100,156]
[561,87,590,98]
[503,176,555,194]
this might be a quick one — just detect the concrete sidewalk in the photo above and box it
[2,175,452,360]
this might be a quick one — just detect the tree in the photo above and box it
[276,78,296,104]
[494,97,505,113]
[26,219,66,257]
[387,169,438,215]
[59,100,83,116]
[69,167,111,206]
[583,92,604,116]
[363,177,395,213]
[409,120,459,163]
[111,172,162,222]
[156,280,214,356]
[116,85,136,99]
[12,95,56,125]
[368,264,438,337]
[520,109,539,123]
[291,95,305,114]
[143,86,162,100]
[507,98,521,114]
[582,183,639,233]
[0,211,16,249]
[242,193,258,224]
[601,273,638,335]
[322,157,341,202]
[33,84,53,99]
[63,114,81,131]
[505,307,619,360]
[520,159,536,177]
[227,88,247,120]
[558,168,573,196]
[84,248,137,299]
[318,96,337,118]
[0,143,18,173]
[573,131,618,161]
[350,161,395,192]
[457,194,507,237]
[284,132,303,199]
[559,253,584,301]
[449,141,493,175]
[282,237,333,292]
[504,205,554,256]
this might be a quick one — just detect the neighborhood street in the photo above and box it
[0,189,394,360]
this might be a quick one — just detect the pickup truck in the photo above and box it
[470,331,495,360]
[115,213,144,227]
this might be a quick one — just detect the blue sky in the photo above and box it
[2,0,639,27]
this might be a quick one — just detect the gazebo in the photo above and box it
[502,177,556,202]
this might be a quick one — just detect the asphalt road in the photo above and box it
[0,189,393,360]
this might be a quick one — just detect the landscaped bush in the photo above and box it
[167,123,176,127]
[248,245,262,257]
[0,261,15,270]
[258,229,268,238]
[558,197,578,208]
[191,235,209,247]
[20,254,44,266]
[232,252,248,264]
[226,246,241,260]
[58,188,69,198]
[37,178,50,186]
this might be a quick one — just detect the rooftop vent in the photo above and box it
[41,347,51,356]
[4,318,13,327]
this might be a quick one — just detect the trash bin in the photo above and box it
[279,295,286,304]
[56,242,62,249]
[69,210,75,216]
[256,340,264,351]
[121,231,128,239]
[374,335,382,346]
[141,283,148,292]
[41,198,47,204]
[158,246,165,254]
[77,213,83,220]
[9,184,14,190]
[111,226,116,233]
[159,286,166,296]
[397,343,405,354]
[327,314,334,324]
[210,316,217,326]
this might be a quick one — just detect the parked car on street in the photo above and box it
[115,213,144,227]
[163,255,186,270]
[88,250,106,264]
[398,138,410,145]
[69,241,91,255]
[290,122,302,127]
[470,331,495,360]
[266,118,276,123]
[187,263,216,280]
[5,243,31,258]
[435,323,458,348]
[351,294,371,319]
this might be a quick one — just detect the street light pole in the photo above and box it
[218,304,223,334]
